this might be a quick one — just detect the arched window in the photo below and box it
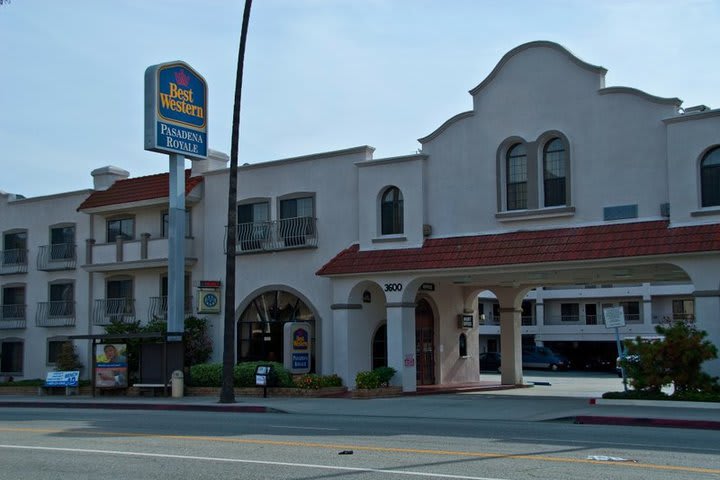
[372,324,387,370]
[701,147,720,207]
[381,187,404,235]
[543,138,567,207]
[506,144,527,210]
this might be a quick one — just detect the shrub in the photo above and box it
[188,363,222,387]
[355,366,396,389]
[294,373,343,390]
[234,361,294,388]
[55,342,83,371]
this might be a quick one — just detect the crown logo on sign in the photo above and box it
[174,69,190,87]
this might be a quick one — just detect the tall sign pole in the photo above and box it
[145,61,208,339]
[604,306,628,392]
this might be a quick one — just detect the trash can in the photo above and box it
[171,370,184,398]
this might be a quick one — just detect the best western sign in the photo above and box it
[145,61,207,158]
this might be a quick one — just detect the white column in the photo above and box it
[387,303,417,392]
[642,283,653,326]
[329,305,353,388]
[494,287,528,386]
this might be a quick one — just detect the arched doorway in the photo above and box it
[237,289,316,370]
[372,324,387,370]
[415,298,435,385]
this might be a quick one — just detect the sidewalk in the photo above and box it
[1,373,719,430]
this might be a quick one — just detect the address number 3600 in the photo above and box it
[384,283,403,292]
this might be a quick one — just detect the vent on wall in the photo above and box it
[660,203,670,217]
[604,204,638,221]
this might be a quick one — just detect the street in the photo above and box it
[1,401,719,480]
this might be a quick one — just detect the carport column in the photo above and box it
[387,303,417,392]
[494,287,526,386]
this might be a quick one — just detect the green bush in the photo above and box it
[188,362,294,388]
[623,321,719,395]
[294,373,343,390]
[355,366,396,389]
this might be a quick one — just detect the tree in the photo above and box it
[221,0,253,403]
[55,342,83,372]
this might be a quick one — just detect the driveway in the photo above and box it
[476,370,629,398]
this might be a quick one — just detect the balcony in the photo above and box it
[92,298,136,326]
[0,304,26,329]
[37,244,77,271]
[478,315,535,326]
[35,301,76,327]
[85,236,197,272]
[226,217,318,254]
[148,295,194,321]
[1,249,28,275]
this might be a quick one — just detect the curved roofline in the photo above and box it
[469,41,607,96]
[418,111,474,144]
[598,87,682,107]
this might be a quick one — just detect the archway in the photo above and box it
[236,289,316,370]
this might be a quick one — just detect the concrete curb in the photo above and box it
[590,398,720,409]
[0,400,286,414]
[575,415,720,430]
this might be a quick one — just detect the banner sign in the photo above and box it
[95,343,128,388]
[145,61,208,158]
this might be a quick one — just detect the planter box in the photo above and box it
[351,386,402,399]
[185,386,347,397]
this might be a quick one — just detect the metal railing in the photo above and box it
[148,295,194,320]
[92,298,136,325]
[0,249,28,275]
[37,244,77,271]
[0,304,26,329]
[226,217,318,254]
[478,315,535,326]
[35,301,76,327]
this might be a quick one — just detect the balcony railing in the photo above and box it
[0,249,28,275]
[478,315,535,326]
[226,217,318,254]
[37,244,77,271]
[92,298,136,325]
[148,296,194,320]
[0,304,27,329]
[36,301,76,327]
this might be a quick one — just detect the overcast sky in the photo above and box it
[1,0,718,198]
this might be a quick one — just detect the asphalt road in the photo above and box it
[1,406,719,480]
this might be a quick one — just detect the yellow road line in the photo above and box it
[1,427,718,475]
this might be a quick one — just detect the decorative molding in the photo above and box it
[496,206,575,222]
[372,235,408,243]
[330,303,362,310]
[693,290,720,298]
[418,111,474,144]
[355,153,427,167]
[598,87,681,106]
[663,108,720,124]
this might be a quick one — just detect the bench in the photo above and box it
[38,371,80,396]
[132,383,170,396]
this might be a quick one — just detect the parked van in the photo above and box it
[522,346,569,371]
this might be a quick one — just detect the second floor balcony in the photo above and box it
[37,244,77,271]
[35,301,76,327]
[148,295,194,321]
[1,249,28,275]
[92,298,136,326]
[0,304,26,329]
[85,235,196,272]
[226,217,318,254]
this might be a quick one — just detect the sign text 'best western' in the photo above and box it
[144,61,207,158]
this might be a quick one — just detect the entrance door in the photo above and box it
[415,299,435,385]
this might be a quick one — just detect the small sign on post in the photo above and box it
[603,306,628,392]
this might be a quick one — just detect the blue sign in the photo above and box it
[145,61,208,159]
[292,353,310,370]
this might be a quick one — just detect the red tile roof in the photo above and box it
[78,170,203,210]
[316,221,720,276]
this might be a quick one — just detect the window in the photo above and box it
[279,196,314,246]
[160,274,192,314]
[560,303,579,322]
[381,187,404,235]
[237,201,270,250]
[701,147,720,207]
[49,225,75,260]
[107,217,134,242]
[2,285,25,319]
[106,277,133,316]
[49,282,74,316]
[619,301,641,323]
[47,339,66,365]
[2,230,27,265]
[506,143,527,210]
[543,138,566,207]
[372,324,387,370]
[459,333,467,357]
[672,299,695,322]
[161,209,192,238]
[0,339,23,374]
